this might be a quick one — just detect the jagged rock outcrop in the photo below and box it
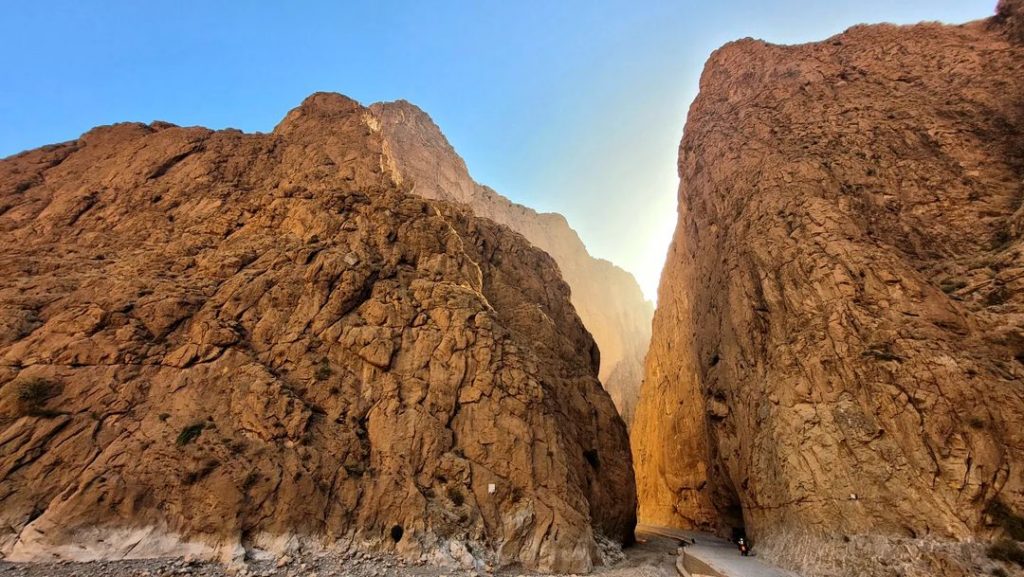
[0,93,636,573]
[1000,0,1024,41]
[368,101,653,426]
[633,3,1024,576]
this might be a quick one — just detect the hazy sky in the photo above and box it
[0,1,998,300]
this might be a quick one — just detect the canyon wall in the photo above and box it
[368,101,653,426]
[0,93,636,573]
[633,2,1024,576]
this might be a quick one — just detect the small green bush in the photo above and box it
[988,539,1024,567]
[986,500,1024,541]
[986,286,1011,307]
[242,471,260,490]
[13,378,60,417]
[940,279,968,294]
[176,422,205,446]
[991,229,1014,250]
[509,486,524,504]
[315,360,333,381]
[447,486,465,506]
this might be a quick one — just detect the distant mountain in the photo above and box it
[369,100,653,426]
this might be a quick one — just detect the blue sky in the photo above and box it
[0,1,998,300]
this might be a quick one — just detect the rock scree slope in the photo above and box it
[633,2,1024,576]
[0,92,636,573]
[367,101,654,427]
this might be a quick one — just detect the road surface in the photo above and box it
[636,524,801,577]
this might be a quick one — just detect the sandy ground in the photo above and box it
[0,533,680,577]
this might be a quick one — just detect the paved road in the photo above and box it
[636,524,801,577]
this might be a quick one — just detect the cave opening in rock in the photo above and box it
[390,524,404,543]
[714,468,747,542]
[723,497,746,541]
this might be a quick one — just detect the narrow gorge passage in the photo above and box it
[2,2,1024,577]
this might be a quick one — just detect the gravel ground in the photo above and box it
[0,534,680,577]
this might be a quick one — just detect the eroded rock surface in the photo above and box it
[633,3,1024,576]
[368,101,653,426]
[0,93,636,573]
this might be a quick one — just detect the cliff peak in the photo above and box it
[273,91,363,136]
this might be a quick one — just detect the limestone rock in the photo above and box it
[368,101,653,427]
[0,92,636,573]
[633,4,1024,576]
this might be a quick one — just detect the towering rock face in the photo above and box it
[368,101,653,426]
[634,3,1024,576]
[0,93,636,573]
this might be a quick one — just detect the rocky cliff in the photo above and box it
[633,2,1024,576]
[0,93,636,573]
[368,102,653,426]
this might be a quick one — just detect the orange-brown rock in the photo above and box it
[633,3,1024,576]
[1000,0,1024,41]
[368,101,653,426]
[0,93,636,573]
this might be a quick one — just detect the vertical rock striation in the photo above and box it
[634,3,1024,575]
[0,93,636,573]
[368,101,654,426]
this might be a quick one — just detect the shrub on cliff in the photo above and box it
[11,378,60,417]
[986,500,1024,541]
[988,539,1024,567]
